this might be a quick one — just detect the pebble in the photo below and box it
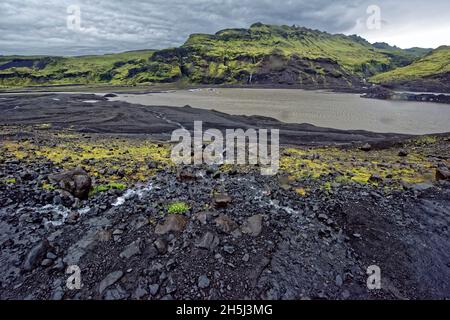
[119,240,141,259]
[198,275,210,289]
[155,215,187,235]
[41,259,53,267]
[195,232,220,250]
[335,275,343,287]
[99,271,123,294]
[22,239,50,272]
[149,284,160,296]
[241,215,263,237]
[154,238,168,254]
[223,245,235,254]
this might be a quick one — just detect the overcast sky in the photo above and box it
[1,0,449,56]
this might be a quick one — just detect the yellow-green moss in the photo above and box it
[41,182,56,191]
[3,133,172,184]
[5,178,17,184]
[280,142,436,190]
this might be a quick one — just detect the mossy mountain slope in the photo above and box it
[0,23,432,89]
[371,46,450,92]
[0,50,155,87]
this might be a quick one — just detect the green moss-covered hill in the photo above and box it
[0,50,155,87]
[0,23,436,89]
[371,46,450,92]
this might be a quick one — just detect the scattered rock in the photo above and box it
[195,232,220,250]
[41,259,53,267]
[214,214,237,233]
[119,240,141,259]
[241,214,263,237]
[194,211,212,225]
[149,284,160,296]
[436,168,450,181]
[278,175,294,190]
[112,229,124,236]
[154,238,168,254]
[361,86,393,100]
[97,230,112,242]
[369,174,383,183]
[66,211,80,224]
[103,93,117,98]
[51,287,64,300]
[52,258,65,271]
[130,215,149,230]
[335,275,343,287]
[99,271,123,294]
[23,239,50,272]
[213,193,232,208]
[133,286,148,299]
[104,287,129,300]
[231,229,242,238]
[46,252,57,260]
[198,275,210,289]
[49,167,92,199]
[176,167,197,181]
[223,245,235,254]
[342,289,350,299]
[398,149,408,157]
[361,143,372,152]
[412,183,434,192]
[242,253,250,262]
[165,279,177,294]
[155,214,187,235]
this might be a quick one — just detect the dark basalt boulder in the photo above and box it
[436,168,450,181]
[361,86,394,100]
[49,167,92,199]
[103,93,118,98]
[362,85,450,104]
[22,239,50,272]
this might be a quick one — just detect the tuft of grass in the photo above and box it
[42,182,56,190]
[5,178,17,184]
[294,187,307,197]
[167,201,190,215]
[90,182,126,195]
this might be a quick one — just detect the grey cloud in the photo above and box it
[0,0,449,56]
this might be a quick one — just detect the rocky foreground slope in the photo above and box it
[1,123,449,300]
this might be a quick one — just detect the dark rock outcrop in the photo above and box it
[49,167,92,199]
[22,239,50,272]
[362,86,450,104]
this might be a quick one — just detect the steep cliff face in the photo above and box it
[0,23,431,89]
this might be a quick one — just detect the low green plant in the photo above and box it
[90,182,126,195]
[167,201,190,214]
[42,181,56,190]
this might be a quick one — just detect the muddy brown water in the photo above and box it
[110,88,450,135]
